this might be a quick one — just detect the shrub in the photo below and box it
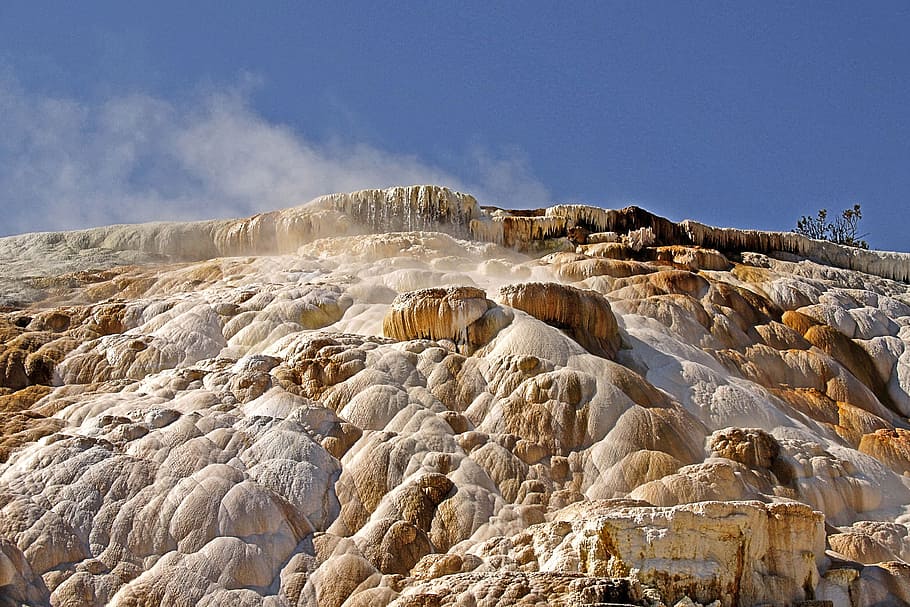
[794,204,868,249]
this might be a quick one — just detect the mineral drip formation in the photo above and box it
[2,185,910,607]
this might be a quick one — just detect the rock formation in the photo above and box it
[496,282,620,358]
[2,185,910,606]
[382,286,512,354]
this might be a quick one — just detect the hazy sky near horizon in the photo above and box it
[1,3,908,250]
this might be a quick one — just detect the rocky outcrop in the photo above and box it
[314,185,481,237]
[408,500,825,607]
[709,427,780,470]
[650,245,731,271]
[383,287,512,354]
[571,500,824,606]
[858,428,910,475]
[391,572,645,607]
[496,282,620,358]
[474,202,910,283]
[683,220,910,283]
[4,189,910,310]
[4,186,910,606]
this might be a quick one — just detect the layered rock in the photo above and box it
[395,500,825,607]
[382,286,512,354]
[314,186,480,237]
[2,186,910,607]
[496,282,620,358]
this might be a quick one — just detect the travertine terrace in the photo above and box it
[3,185,910,606]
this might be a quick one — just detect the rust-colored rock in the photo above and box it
[709,427,780,470]
[383,287,512,354]
[859,428,910,475]
[496,282,620,358]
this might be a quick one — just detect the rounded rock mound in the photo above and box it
[709,427,780,470]
[496,282,620,358]
[383,286,512,353]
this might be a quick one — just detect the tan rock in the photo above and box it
[829,531,901,564]
[709,427,780,469]
[4,187,910,606]
[585,449,683,498]
[301,552,380,607]
[538,500,824,607]
[629,461,753,506]
[551,255,654,282]
[496,282,620,358]
[652,245,731,271]
[578,241,635,260]
[383,287,511,354]
[859,428,910,474]
[357,518,434,575]
[391,571,642,607]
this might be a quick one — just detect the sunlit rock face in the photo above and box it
[395,499,825,607]
[3,185,910,607]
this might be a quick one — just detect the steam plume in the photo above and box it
[0,73,549,236]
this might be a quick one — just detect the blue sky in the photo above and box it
[1,3,908,251]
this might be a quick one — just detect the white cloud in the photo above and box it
[0,75,551,236]
[467,145,551,209]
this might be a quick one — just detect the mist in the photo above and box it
[0,74,550,237]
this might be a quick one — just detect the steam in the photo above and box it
[0,74,550,236]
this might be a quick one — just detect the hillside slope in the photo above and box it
[2,186,910,607]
